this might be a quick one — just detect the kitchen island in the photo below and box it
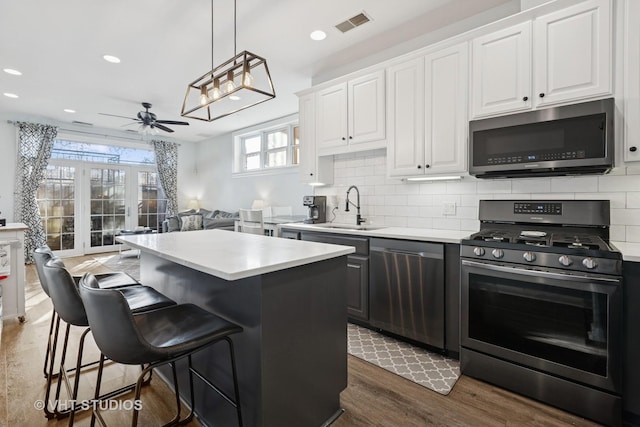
[117,229,354,427]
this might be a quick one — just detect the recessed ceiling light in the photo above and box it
[310,30,327,41]
[229,95,241,101]
[3,93,19,98]
[63,109,76,113]
[3,68,22,76]
[103,55,121,63]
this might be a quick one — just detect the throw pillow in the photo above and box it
[198,208,213,218]
[180,214,203,231]
[166,216,181,232]
[214,210,236,219]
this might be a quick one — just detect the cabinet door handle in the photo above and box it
[349,136,353,139]
[341,137,346,141]
[310,173,314,176]
[425,164,431,169]
[631,146,638,152]
[539,93,545,98]
[417,165,422,169]
[522,96,529,101]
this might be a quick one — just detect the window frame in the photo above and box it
[233,114,299,176]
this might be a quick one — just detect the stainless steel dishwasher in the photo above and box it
[370,238,445,349]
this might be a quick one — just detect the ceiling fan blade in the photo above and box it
[99,112,139,121]
[155,120,190,126]
[153,123,174,133]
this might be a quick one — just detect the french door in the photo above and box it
[39,160,166,256]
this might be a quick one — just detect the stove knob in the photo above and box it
[473,247,485,257]
[492,249,504,259]
[523,251,536,262]
[558,255,572,267]
[582,257,597,269]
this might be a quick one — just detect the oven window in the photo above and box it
[468,273,607,376]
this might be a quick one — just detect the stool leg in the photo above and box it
[43,314,62,419]
[67,328,90,426]
[90,354,106,427]
[161,362,181,427]
[226,337,243,427]
[132,364,154,427]
[43,308,56,378]
[52,323,72,418]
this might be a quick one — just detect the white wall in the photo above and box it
[193,133,310,215]
[0,120,16,221]
[313,149,640,243]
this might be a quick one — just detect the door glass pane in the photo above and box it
[90,168,125,248]
[37,165,76,251]
[137,171,167,231]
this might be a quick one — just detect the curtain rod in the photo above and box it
[6,120,181,146]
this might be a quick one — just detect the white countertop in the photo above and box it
[0,223,28,232]
[280,223,471,244]
[611,241,640,263]
[117,229,355,281]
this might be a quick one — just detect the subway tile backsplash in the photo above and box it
[314,149,640,243]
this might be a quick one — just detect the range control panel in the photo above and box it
[513,202,562,215]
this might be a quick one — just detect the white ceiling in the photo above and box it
[0,0,514,143]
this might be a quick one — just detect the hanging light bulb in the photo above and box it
[224,70,236,93]
[243,70,254,87]
[199,86,208,105]
[211,79,221,100]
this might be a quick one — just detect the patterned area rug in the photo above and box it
[347,323,460,395]
[95,252,141,280]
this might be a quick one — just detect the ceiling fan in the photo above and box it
[100,102,189,133]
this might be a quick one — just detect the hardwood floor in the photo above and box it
[0,254,601,426]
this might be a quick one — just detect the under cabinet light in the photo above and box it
[404,176,463,182]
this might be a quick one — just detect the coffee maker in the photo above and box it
[303,196,326,224]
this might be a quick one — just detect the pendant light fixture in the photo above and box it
[181,0,276,122]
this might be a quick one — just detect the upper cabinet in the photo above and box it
[316,69,386,155]
[623,0,640,162]
[471,0,612,118]
[387,42,468,178]
[471,22,532,117]
[298,93,333,185]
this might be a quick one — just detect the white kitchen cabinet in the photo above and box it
[623,0,640,162]
[471,21,532,117]
[298,93,333,185]
[471,0,611,118]
[387,43,468,178]
[316,69,386,154]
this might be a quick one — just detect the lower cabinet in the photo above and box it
[296,230,370,322]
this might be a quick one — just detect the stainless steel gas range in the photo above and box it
[460,200,622,427]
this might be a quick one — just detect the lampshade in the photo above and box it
[251,199,265,209]
[187,199,200,210]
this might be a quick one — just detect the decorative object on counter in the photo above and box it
[0,210,5,227]
[181,0,275,122]
[347,323,460,395]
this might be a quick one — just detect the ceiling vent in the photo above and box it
[335,12,371,33]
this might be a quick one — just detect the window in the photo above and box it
[233,114,299,174]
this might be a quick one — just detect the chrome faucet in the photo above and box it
[345,185,365,225]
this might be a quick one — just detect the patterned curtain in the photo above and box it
[14,122,58,263]
[152,140,179,218]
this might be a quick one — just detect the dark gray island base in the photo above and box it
[140,251,348,427]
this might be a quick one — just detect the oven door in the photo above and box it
[461,259,621,393]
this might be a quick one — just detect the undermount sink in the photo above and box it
[311,223,386,231]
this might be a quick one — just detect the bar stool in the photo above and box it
[79,272,244,427]
[41,258,176,423]
[33,247,140,377]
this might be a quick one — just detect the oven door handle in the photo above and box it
[461,259,621,284]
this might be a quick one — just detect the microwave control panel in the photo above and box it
[487,150,586,165]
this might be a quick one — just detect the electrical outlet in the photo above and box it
[443,202,456,216]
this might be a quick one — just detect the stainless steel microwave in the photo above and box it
[469,98,614,179]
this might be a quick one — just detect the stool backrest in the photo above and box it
[239,208,264,235]
[42,258,88,327]
[79,273,154,365]
[33,246,56,296]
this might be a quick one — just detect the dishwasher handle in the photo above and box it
[372,247,442,259]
